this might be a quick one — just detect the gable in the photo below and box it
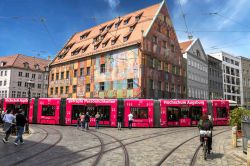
[187,39,207,62]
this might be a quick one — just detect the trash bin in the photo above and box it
[242,118,250,153]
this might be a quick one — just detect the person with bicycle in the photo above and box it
[198,114,213,154]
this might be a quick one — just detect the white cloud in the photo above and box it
[104,0,120,10]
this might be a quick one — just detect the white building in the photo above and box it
[210,51,243,106]
[0,54,50,98]
[180,39,209,99]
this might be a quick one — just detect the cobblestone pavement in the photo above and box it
[0,125,247,166]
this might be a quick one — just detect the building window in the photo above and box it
[17,91,21,98]
[127,79,133,89]
[32,93,36,98]
[51,74,54,81]
[56,73,59,80]
[22,92,26,98]
[171,44,175,52]
[17,81,22,87]
[80,68,84,77]
[25,73,29,78]
[86,84,90,92]
[65,86,69,93]
[152,36,157,43]
[55,87,58,94]
[87,67,90,75]
[196,50,200,57]
[61,72,64,79]
[50,88,53,95]
[4,81,6,86]
[18,72,22,77]
[32,74,36,79]
[66,71,69,79]
[38,84,42,89]
[11,91,16,98]
[38,74,42,80]
[60,87,64,94]
[74,70,77,77]
[99,82,105,91]
[4,71,7,76]
[25,82,28,87]
[37,93,40,98]
[73,85,77,93]
[100,64,105,73]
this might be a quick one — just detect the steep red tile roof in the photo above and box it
[179,40,193,54]
[0,54,51,72]
[51,2,162,65]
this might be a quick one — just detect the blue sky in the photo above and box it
[0,0,250,59]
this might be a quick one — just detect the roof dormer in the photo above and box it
[124,16,132,25]
[0,61,6,67]
[34,64,40,70]
[135,12,143,22]
[23,62,29,69]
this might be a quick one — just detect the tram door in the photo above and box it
[167,107,180,126]
[190,106,202,126]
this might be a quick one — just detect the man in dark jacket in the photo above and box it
[84,112,90,130]
[14,109,27,145]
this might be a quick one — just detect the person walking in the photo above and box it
[84,112,90,130]
[117,112,122,130]
[2,110,15,143]
[77,114,81,129]
[95,112,100,129]
[80,113,85,130]
[14,109,27,145]
[128,112,133,129]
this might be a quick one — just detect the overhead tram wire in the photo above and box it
[177,0,192,40]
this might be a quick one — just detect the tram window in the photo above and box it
[42,105,56,116]
[6,104,28,115]
[167,107,180,121]
[97,106,110,121]
[190,106,202,120]
[180,108,189,118]
[130,107,148,119]
[72,105,85,120]
[216,107,227,118]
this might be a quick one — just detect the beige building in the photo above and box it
[0,54,50,98]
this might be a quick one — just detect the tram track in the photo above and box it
[10,126,63,166]
[35,127,193,165]
[65,128,197,165]
[0,125,49,159]
[189,129,231,166]
[156,128,230,166]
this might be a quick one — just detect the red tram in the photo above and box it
[1,98,231,128]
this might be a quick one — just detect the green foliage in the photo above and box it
[230,107,250,130]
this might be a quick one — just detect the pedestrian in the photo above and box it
[0,109,3,124]
[14,109,27,145]
[95,112,100,129]
[117,112,122,130]
[80,113,85,130]
[2,110,15,143]
[128,112,133,129]
[77,113,81,129]
[84,112,90,130]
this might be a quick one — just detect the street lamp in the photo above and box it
[25,80,33,133]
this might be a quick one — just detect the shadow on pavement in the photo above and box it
[210,152,224,159]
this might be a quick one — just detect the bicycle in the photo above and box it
[200,130,211,160]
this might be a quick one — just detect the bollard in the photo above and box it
[232,126,237,148]
[248,140,250,166]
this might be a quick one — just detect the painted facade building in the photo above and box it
[180,39,209,100]
[238,56,250,109]
[210,52,243,106]
[0,54,50,98]
[49,2,186,99]
[207,55,223,99]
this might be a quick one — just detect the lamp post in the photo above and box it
[25,80,33,133]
